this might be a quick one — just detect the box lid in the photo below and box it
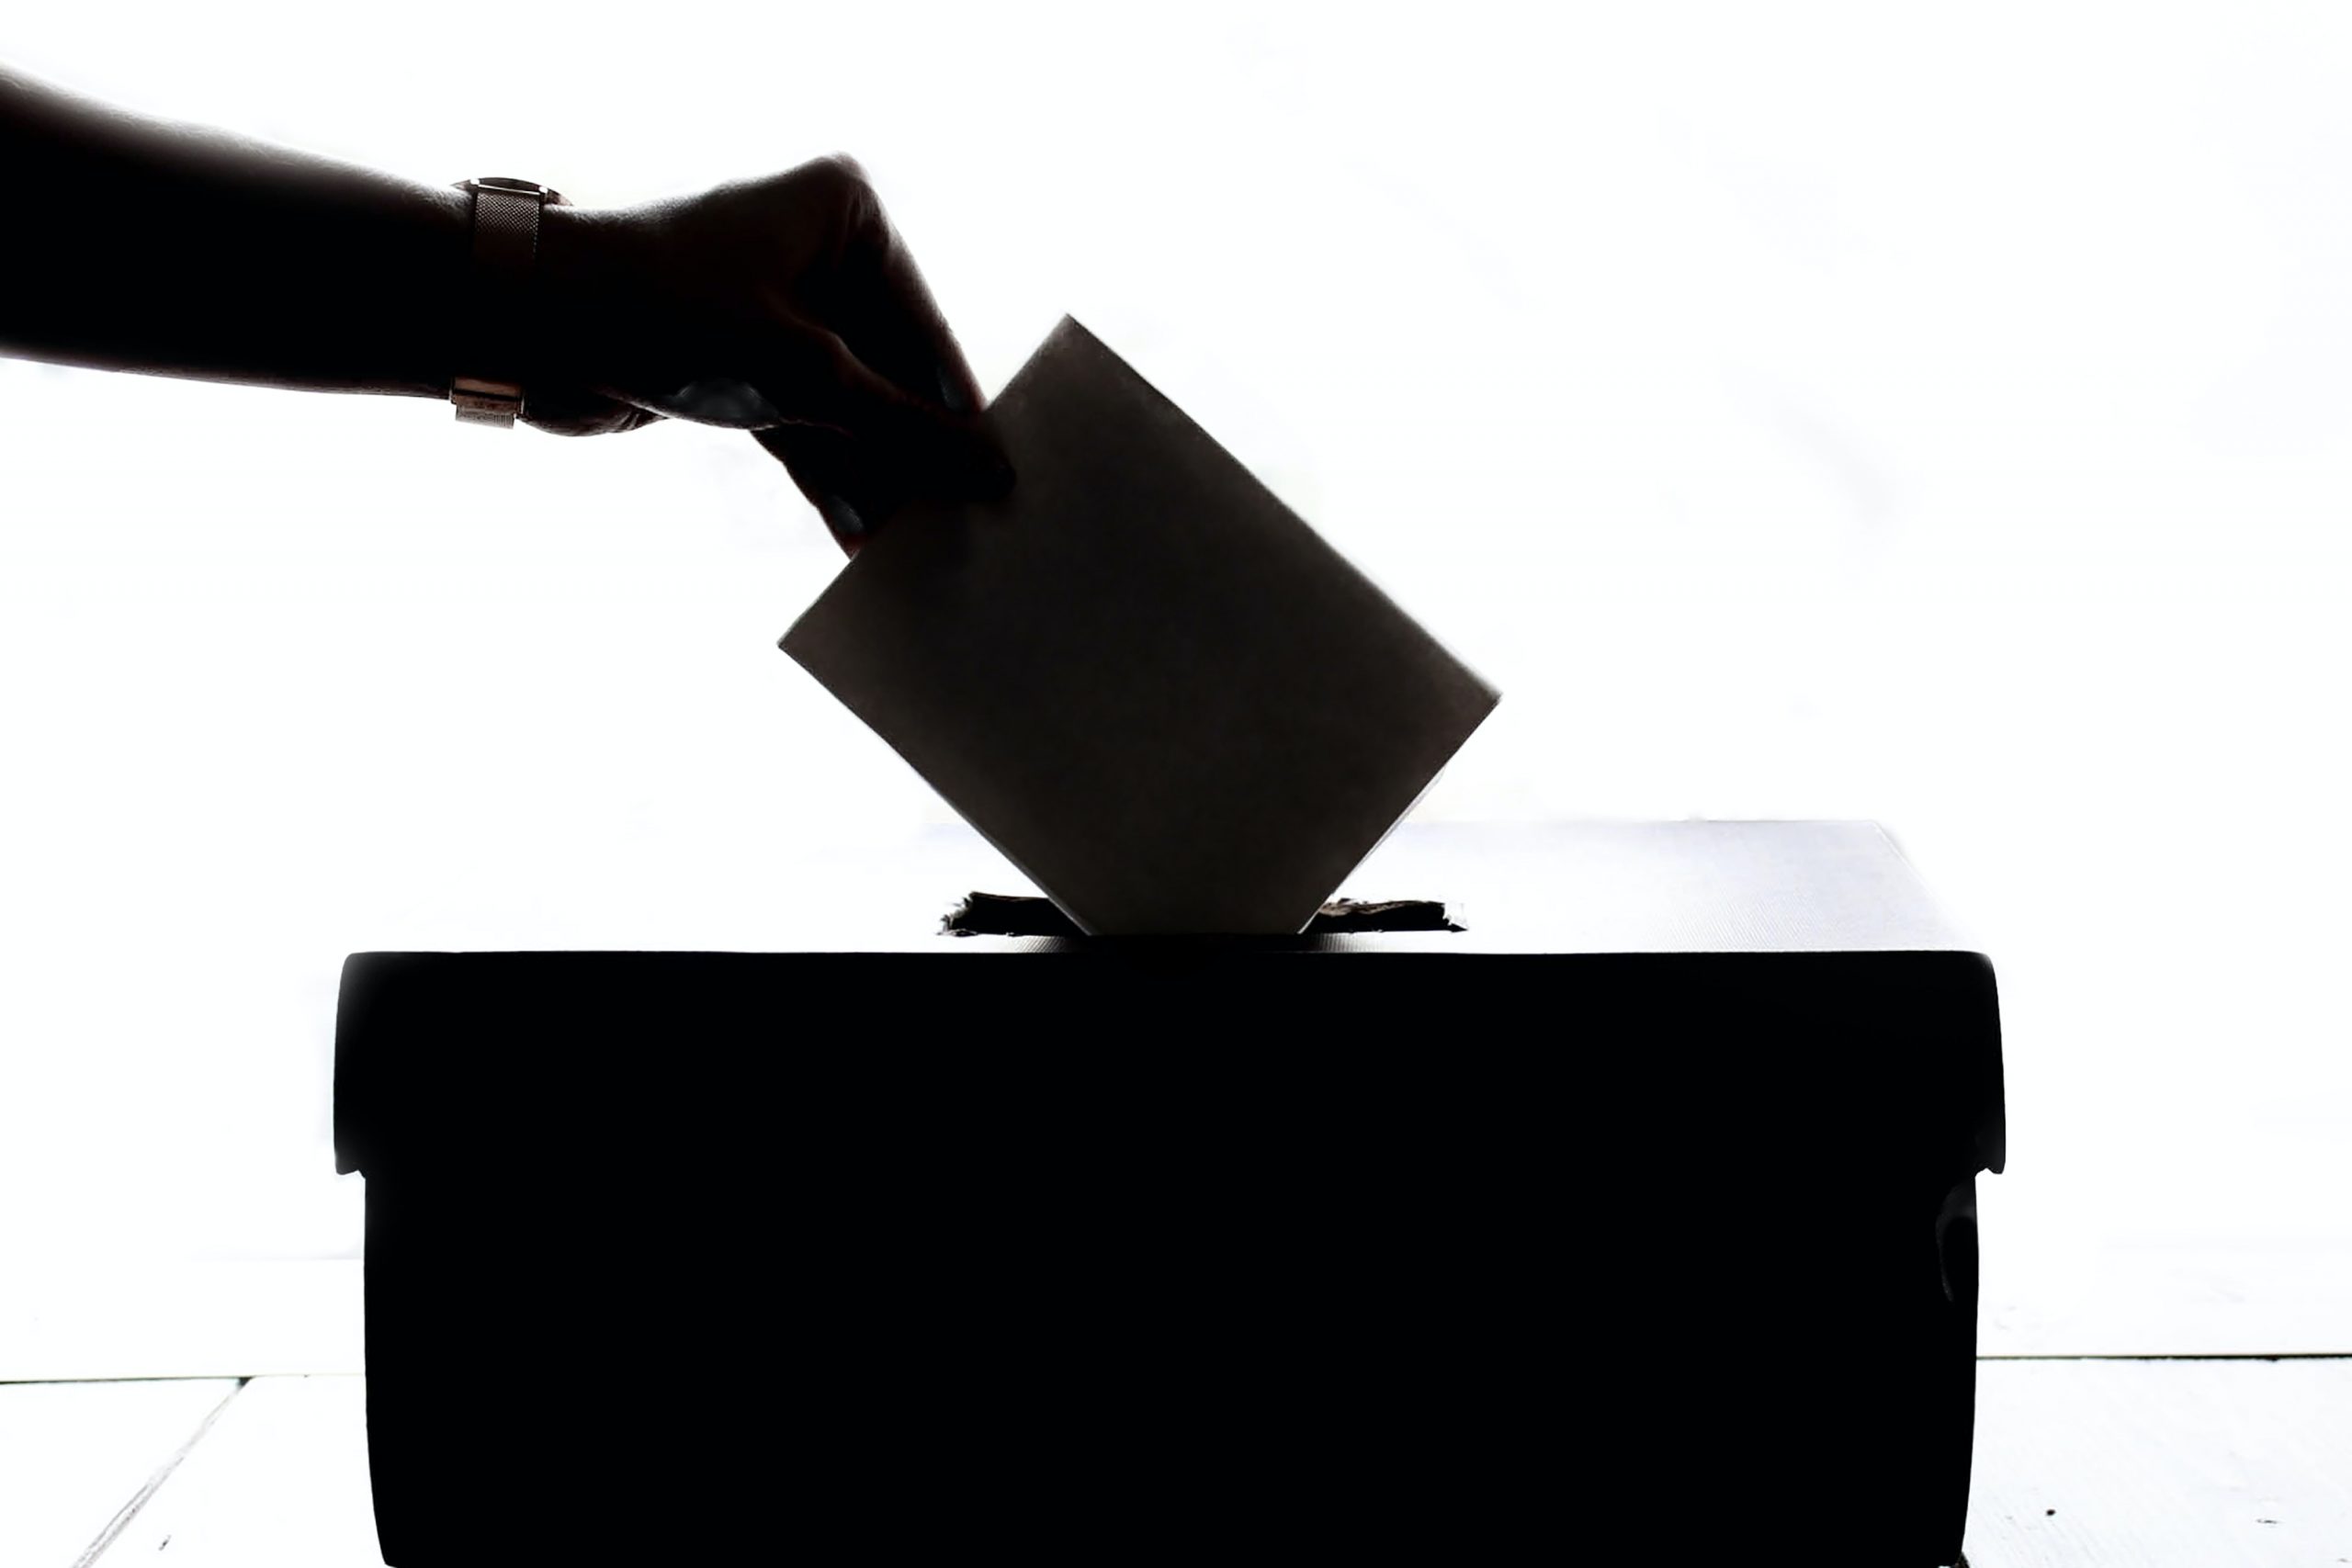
[334,821,2002,1183]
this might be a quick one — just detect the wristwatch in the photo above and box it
[450,176,566,427]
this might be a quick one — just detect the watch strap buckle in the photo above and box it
[450,375,523,428]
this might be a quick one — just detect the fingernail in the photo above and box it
[820,493,865,537]
[936,362,974,416]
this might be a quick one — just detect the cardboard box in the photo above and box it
[337,822,2003,1563]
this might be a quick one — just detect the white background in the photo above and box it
[4,1,2350,1358]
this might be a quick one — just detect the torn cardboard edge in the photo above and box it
[944,892,1464,939]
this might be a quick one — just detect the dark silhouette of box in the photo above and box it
[335,823,2003,1564]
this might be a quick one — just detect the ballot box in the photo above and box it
[335,821,2004,1565]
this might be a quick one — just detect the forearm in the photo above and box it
[0,65,469,399]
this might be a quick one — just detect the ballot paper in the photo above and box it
[781,317,1499,934]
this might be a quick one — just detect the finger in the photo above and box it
[820,170,993,429]
[754,423,884,557]
[756,325,1012,502]
[628,377,784,429]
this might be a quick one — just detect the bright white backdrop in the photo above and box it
[4,1,2351,1359]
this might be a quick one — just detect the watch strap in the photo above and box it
[451,177,563,428]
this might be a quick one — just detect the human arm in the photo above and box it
[0,65,1008,547]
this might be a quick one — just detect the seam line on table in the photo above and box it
[1981,1352,2352,1361]
[0,1374,269,1387]
[69,1376,249,1568]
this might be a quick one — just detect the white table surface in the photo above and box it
[9,1361,2349,1566]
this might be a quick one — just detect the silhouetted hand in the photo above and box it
[531,155,1012,553]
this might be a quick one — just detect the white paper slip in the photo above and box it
[781,316,1499,934]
